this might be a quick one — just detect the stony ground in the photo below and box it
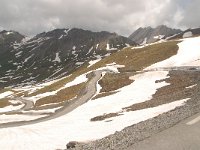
[72,71,200,150]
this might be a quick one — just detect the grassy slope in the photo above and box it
[94,41,179,97]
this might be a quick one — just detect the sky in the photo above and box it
[0,0,199,36]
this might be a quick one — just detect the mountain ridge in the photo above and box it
[129,25,182,44]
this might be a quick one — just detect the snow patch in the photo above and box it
[186,84,197,89]
[64,74,88,88]
[53,52,61,63]
[0,114,47,124]
[183,31,193,38]
[88,59,101,68]
[0,91,14,99]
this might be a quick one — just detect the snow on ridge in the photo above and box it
[0,114,46,124]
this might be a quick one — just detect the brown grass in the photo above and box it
[0,98,11,108]
[35,82,87,107]
[89,41,179,72]
[99,73,133,93]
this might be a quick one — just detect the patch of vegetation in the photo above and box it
[99,73,133,93]
[0,98,10,108]
[90,112,123,122]
[35,82,87,107]
[90,41,179,72]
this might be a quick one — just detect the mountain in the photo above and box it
[129,25,182,44]
[0,28,137,88]
[167,27,200,40]
[1,29,200,150]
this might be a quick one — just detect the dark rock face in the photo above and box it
[66,141,78,149]
[129,25,182,44]
[167,27,200,40]
[0,28,137,88]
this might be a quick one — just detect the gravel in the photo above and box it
[72,79,200,150]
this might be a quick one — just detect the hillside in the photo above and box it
[0,29,200,150]
[0,28,136,88]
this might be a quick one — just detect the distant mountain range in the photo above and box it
[128,25,182,44]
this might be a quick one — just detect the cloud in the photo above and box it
[0,0,199,36]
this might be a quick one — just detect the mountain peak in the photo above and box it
[129,25,182,44]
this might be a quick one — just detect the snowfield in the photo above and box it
[0,91,14,99]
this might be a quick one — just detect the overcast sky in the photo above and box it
[0,0,199,36]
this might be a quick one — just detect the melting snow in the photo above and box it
[96,44,99,49]
[76,62,84,65]
[86,47,93,55]
[53,52,61,63]
[72,46,76,50]
[0,104,25,113]
[24,54,34,63]
[106,43,117,50]
[141,37,147,45]
[183,31,193,38]
[186,84,197,89]
[88,59,101,68]
[64,74,88,88]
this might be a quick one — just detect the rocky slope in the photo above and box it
[0,28,136,88]
[129,25,181,44]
